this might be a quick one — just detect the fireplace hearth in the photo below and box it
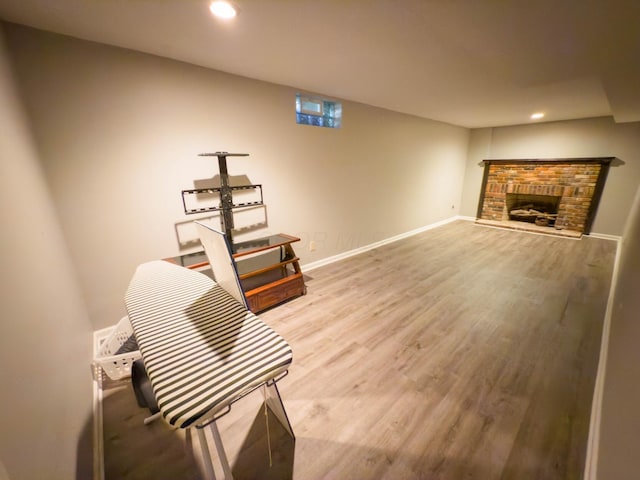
[476,157,613,237]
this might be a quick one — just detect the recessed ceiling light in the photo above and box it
[530,112,545,120]
[210,1,237,19]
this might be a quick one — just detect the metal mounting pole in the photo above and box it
[197,152,250,247]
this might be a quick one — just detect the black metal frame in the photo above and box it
[195,370,291,429]
[181,185,264,212]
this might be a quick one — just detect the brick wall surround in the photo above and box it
[477,158,613,234]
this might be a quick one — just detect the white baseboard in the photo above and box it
[92,331,105,480]
[583,233,623,479]
[586,232,622,242]
[302,216,460,272]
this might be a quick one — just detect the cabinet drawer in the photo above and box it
[246,274,305,312]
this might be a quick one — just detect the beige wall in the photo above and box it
[597,183,640,478]
[460,117,640,235]
[0,24,93,480]
[460,128,492,217]
[4,24,469,330]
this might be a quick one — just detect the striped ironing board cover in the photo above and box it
[124,260,293,428]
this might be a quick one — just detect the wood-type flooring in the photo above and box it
[102,220,616,479]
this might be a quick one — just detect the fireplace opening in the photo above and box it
[505,193,561,227]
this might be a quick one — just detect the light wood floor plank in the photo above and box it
[102,220,615,479]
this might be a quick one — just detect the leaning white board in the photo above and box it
[194,221,248,309]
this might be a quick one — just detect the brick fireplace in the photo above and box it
[476,157,613,236]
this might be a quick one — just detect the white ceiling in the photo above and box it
[1,0,638,128]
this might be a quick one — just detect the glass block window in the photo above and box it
[296,93,342,128]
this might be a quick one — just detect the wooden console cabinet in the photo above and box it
[168,233,306,313]
[232,233,306,312]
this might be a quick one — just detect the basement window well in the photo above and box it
[295,93,342,128]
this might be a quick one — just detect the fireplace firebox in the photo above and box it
[505,193,561,226]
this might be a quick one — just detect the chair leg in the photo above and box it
[262,382,295,439]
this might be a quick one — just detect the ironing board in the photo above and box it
[124,224,294,479]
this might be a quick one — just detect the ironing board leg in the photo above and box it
[209,421,233,480]
[196,426,217,480]
[143,412,162,425]
[262,382,295,439]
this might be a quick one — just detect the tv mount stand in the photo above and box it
[179,151,306,311]
[181,151,263,246]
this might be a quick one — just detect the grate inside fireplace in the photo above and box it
[505,193,561,227]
